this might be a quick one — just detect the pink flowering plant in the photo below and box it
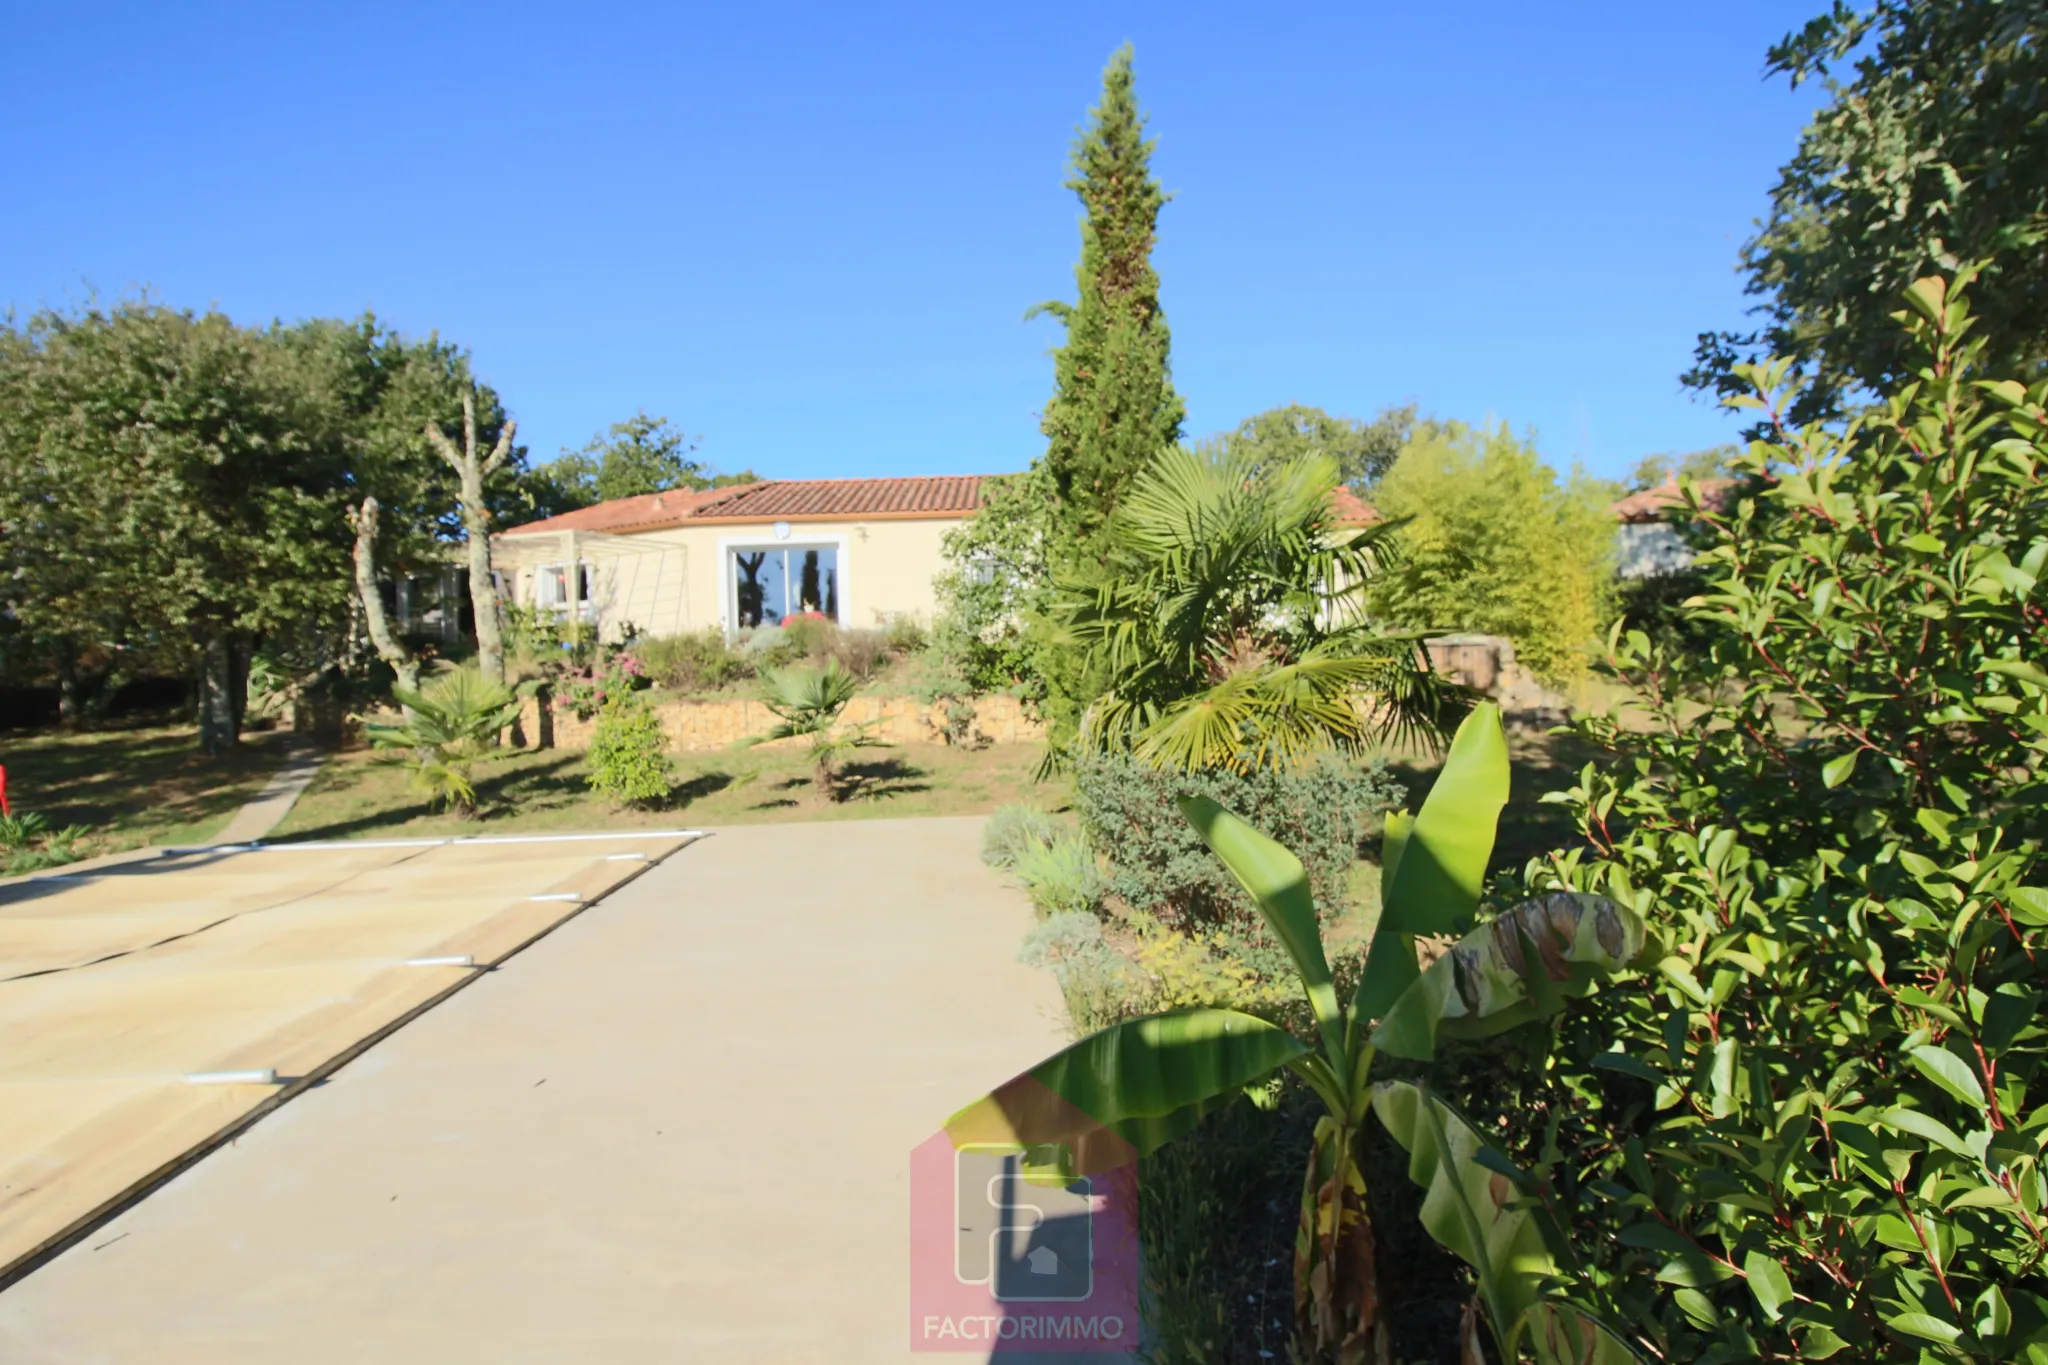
[555,650,650,721]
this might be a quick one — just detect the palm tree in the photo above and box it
[749,659,887,801]
[1049,443,1461,772]
[366,667,526,817]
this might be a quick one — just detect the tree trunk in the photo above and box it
[198,635,243,756]
[468,522,504,681]
[426,392,516,684]
[53,642,80,731]
[351,497,420,698]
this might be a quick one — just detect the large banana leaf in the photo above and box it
[945,1008,1310,1179]
[1353,703,1510,1021]
[1379,701,1509,933]
[1372,892,1649,1062]
[1180,795,1343,1056]
[1371,1081,1642,1365]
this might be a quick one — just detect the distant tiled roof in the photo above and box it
[499,485,746,536]
[689,475,985,522]
[499,472,1367,537]
[1329,486,1378,527]
[1611,477,1735,524]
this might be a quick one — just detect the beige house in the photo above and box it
[492,475,988,640]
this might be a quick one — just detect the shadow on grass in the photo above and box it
[476,756,586,814]
[836,755,930,802]
[667,771,735,808]
[3,727,293,836]
[276,755,582,843]
[735,757,931,810]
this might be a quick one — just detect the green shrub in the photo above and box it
[825,627,888,681]
[1137,1088,1317,1365]
[0,811,51,849]
[881,613,928,654]
[1494,277,2048,1362]
[1017,911,1134,1036]
[0,810,91,875]
[633,629,750,693]
[938,697,980,747]
[584,696,673,806]
[981,804,1063,868]
[738,624,799,668]
[906,645,974,706]
[932,463,1057,696]
[1010,832,1108,919]
[779,615,832,660]
[1072,751,1404,936]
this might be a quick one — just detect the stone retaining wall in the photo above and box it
[517,691,1045,753]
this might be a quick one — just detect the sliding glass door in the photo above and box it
[730,545,838,629]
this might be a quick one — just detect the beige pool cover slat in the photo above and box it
[0,833,698,1282]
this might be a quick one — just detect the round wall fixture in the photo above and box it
[773,521,791,541]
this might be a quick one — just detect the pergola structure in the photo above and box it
[490,529,690,643]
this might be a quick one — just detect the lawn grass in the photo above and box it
[269,739,1067,843]
[0,721,295,853]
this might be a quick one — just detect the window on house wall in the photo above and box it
[730,545,837,630]
[533,565,566,608]
[532,563,597,614]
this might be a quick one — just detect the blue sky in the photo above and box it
[3,2,1826,485]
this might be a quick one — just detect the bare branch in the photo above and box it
[484,418,518,477]
[462,391,477,469]
[425,419,462,473]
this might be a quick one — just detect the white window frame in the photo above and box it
[717,532,851,636]
[531,561,598,619]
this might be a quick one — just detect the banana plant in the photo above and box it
[1372,1080,1641,1364]
[944,703,1651,1363]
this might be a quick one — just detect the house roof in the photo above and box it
[687,475,986,522]
[1328,486,1378,527]
[498,474,1394,538]
[497,475,988,537]
[498,485,745,537]
[1611,477,1735,524]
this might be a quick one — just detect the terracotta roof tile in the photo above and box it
[1611,477,1735,524]
[686,475,986,521]
[502,472,1379,537]
[499,484,746,536]
[1328,486,1378,526]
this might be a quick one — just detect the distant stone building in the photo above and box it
[1610,478,1733,579]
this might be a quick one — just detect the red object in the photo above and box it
[0,764,9,817]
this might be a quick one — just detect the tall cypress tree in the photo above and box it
[1038,44,1185,557]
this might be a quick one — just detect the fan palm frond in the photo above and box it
[367,667,525,816]
[1051,444,1466,771]
[747,659,890,800]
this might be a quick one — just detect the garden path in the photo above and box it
[206,734,326,845]
[0,816,1087,1364]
